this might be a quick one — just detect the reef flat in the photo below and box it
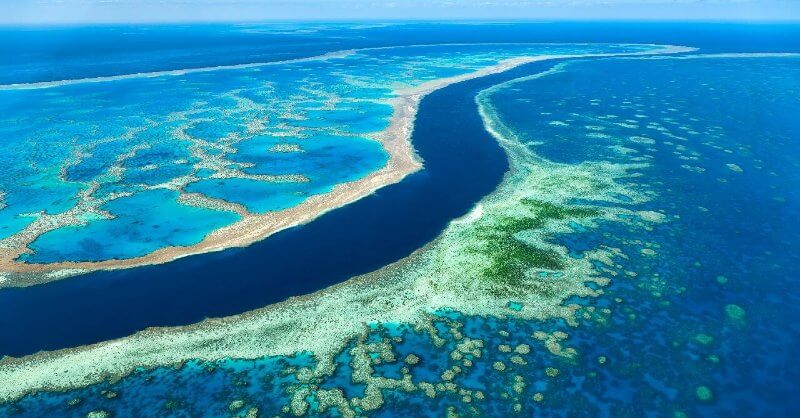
[0,43,683,287]
[0,45,702,404]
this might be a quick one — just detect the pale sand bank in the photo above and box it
[0,45,696,289]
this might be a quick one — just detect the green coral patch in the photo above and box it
[471,199,601,294]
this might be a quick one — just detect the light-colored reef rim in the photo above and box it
[0,42,682,91]
[0,49,357,91]
[633,52,800,60]
[0,44,695,289]
[0,43,701,403]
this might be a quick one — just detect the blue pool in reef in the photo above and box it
[0,22,799,417]
[0,41,652,267]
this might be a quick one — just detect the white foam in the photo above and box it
[452,204,484,224]
[636,52,800,61]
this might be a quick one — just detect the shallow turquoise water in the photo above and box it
[22,189,242,263]
[0,42,647,263]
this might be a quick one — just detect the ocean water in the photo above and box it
[476,54,800,415]
[1,22,800,417]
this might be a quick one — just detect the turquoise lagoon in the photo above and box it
[0,42,651,266]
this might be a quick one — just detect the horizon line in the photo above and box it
[2,17,800,27]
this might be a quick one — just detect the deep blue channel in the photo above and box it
[0,61,559,357]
